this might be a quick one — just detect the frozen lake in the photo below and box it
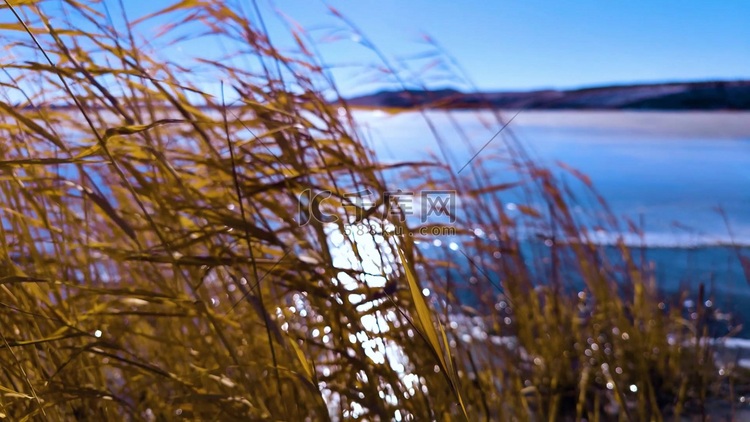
[357,110,750,246]
[354,109,750,333]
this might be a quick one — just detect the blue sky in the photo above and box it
[39,0,750,97]
[255,0,750,95]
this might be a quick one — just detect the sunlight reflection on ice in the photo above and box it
[324,222,424,418]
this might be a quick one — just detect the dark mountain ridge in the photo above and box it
[345,80,750,110]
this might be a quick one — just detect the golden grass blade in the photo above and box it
[0,158,108,167]
[396,246,468,419]
[102,119,185,140]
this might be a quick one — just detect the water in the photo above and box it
[357,110,750,244]
[352,109,750,333]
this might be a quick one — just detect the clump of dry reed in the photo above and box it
[0,1,747,420]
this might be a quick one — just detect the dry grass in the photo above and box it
[0,1,747,420]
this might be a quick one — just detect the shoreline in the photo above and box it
[351,108,750,139]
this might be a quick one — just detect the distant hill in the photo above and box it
[344,81,750,110]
